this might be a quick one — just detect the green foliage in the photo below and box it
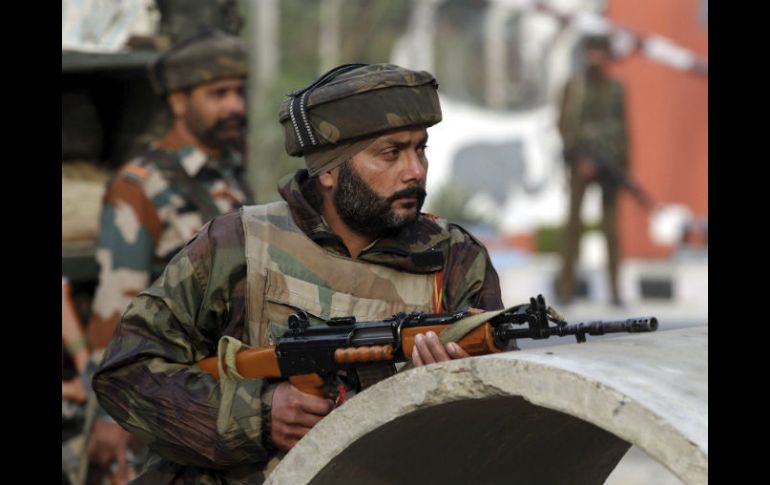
[535,223,601,253]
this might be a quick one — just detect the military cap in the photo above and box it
[148,29,248,95]
[279,63,442,172]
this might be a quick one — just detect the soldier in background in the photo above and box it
[84,29,254,483]
[93,63,503,483]
[557,34,630,307]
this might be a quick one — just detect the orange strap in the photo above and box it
[433,270,444,313]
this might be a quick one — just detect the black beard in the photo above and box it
[188,113,247,152]
[334,161,426,239]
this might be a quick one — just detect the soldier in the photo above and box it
[84,29,254,483]
[557,34,630,307]
[93,64,503,483]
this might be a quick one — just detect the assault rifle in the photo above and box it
[594,157,656,211]
[197,295,657,397]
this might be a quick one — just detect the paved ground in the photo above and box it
[606,446,685,485]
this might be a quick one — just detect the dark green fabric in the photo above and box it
[279,64,442,157]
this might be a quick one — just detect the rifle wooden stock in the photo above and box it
[197,346,282,379]
[196,346,326,398]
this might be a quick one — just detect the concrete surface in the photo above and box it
[266,327,707,485]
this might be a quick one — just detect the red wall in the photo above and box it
[607,0,708,258]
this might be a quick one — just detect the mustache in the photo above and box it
[386,186,426,204]
[214,115,247,130]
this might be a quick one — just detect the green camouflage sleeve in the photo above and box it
[443,224,503,312]
[88,173,160,349]
[92,212,270,469]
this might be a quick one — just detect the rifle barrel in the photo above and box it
[498,317,658,341]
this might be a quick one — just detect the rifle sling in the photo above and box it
[400,307,514,372]
[437,307,511,346]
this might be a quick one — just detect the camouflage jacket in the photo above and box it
[87,130,254,349]
[558,72,629,173]
[93,169,502,484]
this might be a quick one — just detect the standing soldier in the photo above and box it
[84,29,254,483]
[558,34,630,307]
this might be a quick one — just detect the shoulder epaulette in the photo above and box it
[118,164,151,184]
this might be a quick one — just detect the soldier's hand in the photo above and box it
[109,451,137,485]
[271,381,334,450]
[577,159,599,181]
[411,331,470,367]
[87,418,133,473]
[62,377,87,402]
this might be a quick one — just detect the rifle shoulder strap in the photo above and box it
[437,307,511,345]
[398,307,514,373]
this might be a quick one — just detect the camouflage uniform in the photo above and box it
[557,43,629,304]
[87,134,253,348]
[89,28,252,348]
[93,63,502,483]
[93,169,502,483]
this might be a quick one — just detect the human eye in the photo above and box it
[381,147,399,161]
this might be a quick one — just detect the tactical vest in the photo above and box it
[561,75,626,167]
[241,202,444,348]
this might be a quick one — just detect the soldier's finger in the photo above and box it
[297,393,335,416]
[113,451,131,485]
[424,331,450,361]
[414,333,436,364]
[272,423,311,450]
[284,423,313,440]
[446,342,470,359]
[115,446,127,470]
[289,408,327,428]
[94,447,111,466]
[412,344,424,367]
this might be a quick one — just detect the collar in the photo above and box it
[155,128,242,177]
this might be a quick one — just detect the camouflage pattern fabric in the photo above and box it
[558,73,628,177]
[157,0,244,44]
[148,29,248,96]
[93,169,502,484]
[87,130,253,350]
[244,194,439,337]
[279,64,442,161]
[303,136,377,177]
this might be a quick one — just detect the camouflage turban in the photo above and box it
[148,29,248,96]
[279,63,443,176]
